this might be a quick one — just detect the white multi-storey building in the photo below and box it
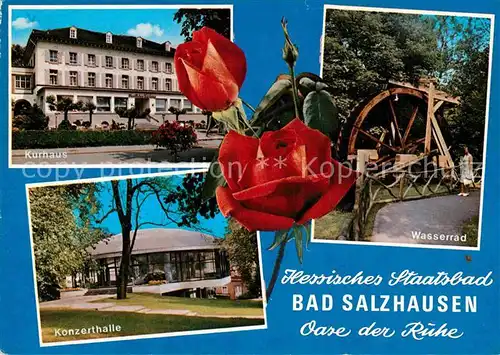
[11,26,202,127]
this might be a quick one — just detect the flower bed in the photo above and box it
[12,129,155,149]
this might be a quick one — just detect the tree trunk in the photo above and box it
[64,110,69,122]
[89,111,93,125]
[128,117,132,130]
[117,226,131,299]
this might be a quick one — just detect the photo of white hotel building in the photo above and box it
[11,26,201,127]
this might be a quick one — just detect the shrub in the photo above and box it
[58,119,75,130]
[148,280,167,286]
[144,271,165,283]
[12,104,49,130]
[12,130,155,149]
[152,121,197,160]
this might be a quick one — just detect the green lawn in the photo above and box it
[461,215,479,247]
[41,309,264,343]
[93,293,264,317]
[314,210,353,240]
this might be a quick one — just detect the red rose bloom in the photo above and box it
[175,27,247,112]
[216,119,360,231]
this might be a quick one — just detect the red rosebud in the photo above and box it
[216,119,360,231]
[174,27,247,112]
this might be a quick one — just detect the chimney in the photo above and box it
[165,41,171,52]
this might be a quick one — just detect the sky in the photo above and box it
[79,174,228,239]
[11,8,186,46]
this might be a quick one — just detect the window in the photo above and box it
[165,78,172,91]
[156,99,166,112]
[151,61,158,72]
[69,71,78,86]
[165,63,172,73]
[49,50,58,63]
[96,97,111,112]
[77,96,93,104]
[121,58,129,70]
[137,76,144,90]
[105,74,113,88]
[69,52,77,65]
[184,99,193,112]
[88,54,96,66]
[106,32,112,44]
[170,98,181,109]
[121,75,129,89]
[15,75,31,89]
[136,37,143,48]
[49,70,58,85]
[105,56,113,68]
[151,78,158,91]
[137,59,144,71]
[70,27,77,39]
[115,97,128,110]
[88,72,96,87]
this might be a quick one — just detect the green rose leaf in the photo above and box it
[268,229,289,250]
[201,147,226,201]
[298,77,316,96]
[303,89,339,136]
[293,226,303,264]
[251,79,293,127]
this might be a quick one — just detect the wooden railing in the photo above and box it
[349,162,483,241]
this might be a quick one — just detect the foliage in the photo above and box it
[29,187,106,301]
[164,173,219,227]
[12,129,155,149]
[11,44,26,67]
[12,104,49,130]
[81,102,97,125]
[174,8,231,41]
[151,121,197,160]
[46,95,83,122]
[168,106,187,121]
[125,106,139,130]
[58,119,75,130]
[322,10,441,121]
[222,219,262,297]
[144,272,166,283]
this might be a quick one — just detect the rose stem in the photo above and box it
[266,239,287,301]
[241,99,256,113]
[289,65,300,119]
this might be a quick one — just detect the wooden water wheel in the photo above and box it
[339,80,459,168]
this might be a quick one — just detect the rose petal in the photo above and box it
[296,159,360,224]
[283,118,332,173]
[218,131,259,191]
[216,186,295,231]
[193,27,247,88]
[180,58,236,111]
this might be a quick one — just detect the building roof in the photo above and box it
[24,27,176,62]
[88,228,220,258]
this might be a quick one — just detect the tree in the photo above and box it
[174,8,231,41]
[126,106,139,130]
[29,186,106,301]
[168,106,187,121]
[12,104,49,130]
[46,96,83,123]
[97,176,211,299]
[11,44,26,67]
[81,102,97,126]
[222,219,262,297]
[323,10,442,120]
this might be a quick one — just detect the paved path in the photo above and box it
[12,138,221,165]
[371,191,480,247]
[39,294,264,319]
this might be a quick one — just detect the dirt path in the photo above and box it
[371,190,480,247]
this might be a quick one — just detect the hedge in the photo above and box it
[12,130,156,149]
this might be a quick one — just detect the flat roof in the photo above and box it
[88,228,220,259]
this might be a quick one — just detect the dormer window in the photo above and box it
[106,32,112,44]
[136,37,143,48]
[70,27,77,39]
[165,41,171,51]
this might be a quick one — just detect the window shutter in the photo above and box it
[84,73,88,87]
[58,52,62,64]
[101,73,106,88]
[45,50,50,62]
[148,61,151,72]
[65,53,70,65]
[130,75,135,89]
[96,55,101,67]
[113,75,117,89]
[57,71,62,85]
[65,71,69,86]
[96,73,101,87]
[84,54,88,66]
[77,53,81,66]
[113,57,117,69]
[45,69,49,84]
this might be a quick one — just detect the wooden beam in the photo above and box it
[430,112,455,169]
[402,106,418,146]
[355,126,399,153]
[424,81,434,154]
[433,100,444,113]
[388,99,404,145]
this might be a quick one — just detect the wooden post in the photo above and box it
[425,81,435,154]
[352,150,368,241]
